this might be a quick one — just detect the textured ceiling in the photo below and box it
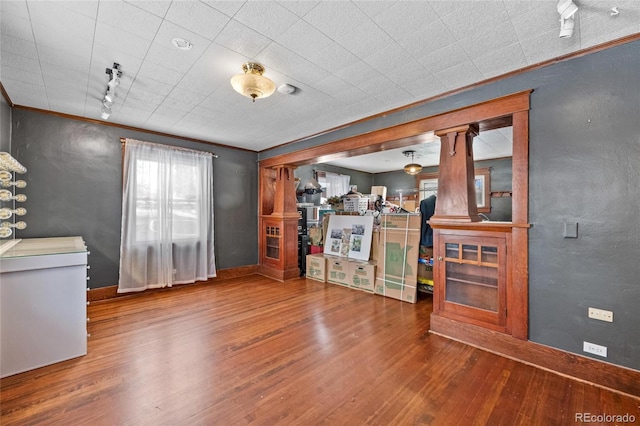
[1,0,639,155]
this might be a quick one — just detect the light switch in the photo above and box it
[563,222,578,238]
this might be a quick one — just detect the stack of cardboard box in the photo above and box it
[305,214,421,303]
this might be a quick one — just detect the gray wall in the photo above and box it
[373,158,512,221]
[10,109,258,289]
[260,40,640,371]
[0,94,10,152]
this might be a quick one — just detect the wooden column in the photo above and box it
[430,124,480,223]
[258,165,300,281]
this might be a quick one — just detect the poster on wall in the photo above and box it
[324,215,374,261]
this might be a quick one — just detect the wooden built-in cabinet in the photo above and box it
[433,229,509,333]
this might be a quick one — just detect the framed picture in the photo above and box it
[324,215,374,261]
[416,167,491,213]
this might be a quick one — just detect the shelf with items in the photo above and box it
[0,152,27,238]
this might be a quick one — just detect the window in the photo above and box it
[119,139,216,293]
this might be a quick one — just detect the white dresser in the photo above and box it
[0,237,88,378]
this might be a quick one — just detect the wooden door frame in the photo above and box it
[258,90,530,338]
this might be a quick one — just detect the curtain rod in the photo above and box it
[120,138,218,158]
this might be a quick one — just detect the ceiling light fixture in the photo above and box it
[172,37,193,50]
[557,0,579,38]
[102,63,122,120]
[402,150,423,175]
[230,62,276,102]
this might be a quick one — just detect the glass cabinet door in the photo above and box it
[437,233,507,330]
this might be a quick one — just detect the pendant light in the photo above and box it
[403,150,423,175]
[230,62,276,102]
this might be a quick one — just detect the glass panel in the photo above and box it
[481,245,498,264]
[445,261,498,311]
[445,243,459,259]
[461,244,478,261]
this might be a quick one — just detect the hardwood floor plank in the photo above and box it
[1,275,638,425]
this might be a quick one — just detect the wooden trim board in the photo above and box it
[430,314,640,399]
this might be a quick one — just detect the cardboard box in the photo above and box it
[375,214,421,303]
[306,254,327,282]
[308,226,323,246]
[371,186,387,200]
[349,261,376,293]
[326,256,350,286]
[343,197,369,213]
[417,262,433,284]
[374,278,418,303]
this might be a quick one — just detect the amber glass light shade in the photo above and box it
[230,62,276,102]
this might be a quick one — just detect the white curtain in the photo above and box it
[118,139,216,293]
[324,172,350,198]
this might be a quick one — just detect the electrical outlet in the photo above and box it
[583,341,607,357]
[588,307,613,322]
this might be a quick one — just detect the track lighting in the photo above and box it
[101,63,122,120]
[557,0,578,38]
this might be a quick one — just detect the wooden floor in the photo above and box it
[1,275,638,425]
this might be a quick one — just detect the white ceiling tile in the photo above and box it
[372,1,439,41]
[112,105,153,122]
[520,28,580,65]
[201,0,246,18]
[136,61,184,86]
[1,0,30,19]
[473,43,528,79]
[306,42,359,73]
[256,43,330,86]
[131,75,175,97]
[398,73,447,100]
[333,19,394,60]
[417,41,472,73]
[120,96,160,113]
[302,1,370,39]
[353,1,395,19]
[37,45,91,74]
[1,64,43,86]
[28,1,95,42]
[0,51,40,73]
[503,1,547,19]
[234,1,299,40]
[94,22,153,60]
[578,1,640,49]
[124,0,172,18]
[2,78,47,100]
[54,1,99,19]
[396,19,457,59]
[97,1,162,41]
[0,11,34,42]
[126,81,169,105]
[276,0,319,18]
[1,34,38,59]
[164,1,230,41]
[440,1,511,40]
[459,21,520,58]
[433,60,484,92]
[362,43,423,80]
[276,19,333,59]
[335,60,378,85]
[214,19,272,59]
[165,86,208,110]
[30,20,93,58]
[153,104,189,120]
[510,6,558,41]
